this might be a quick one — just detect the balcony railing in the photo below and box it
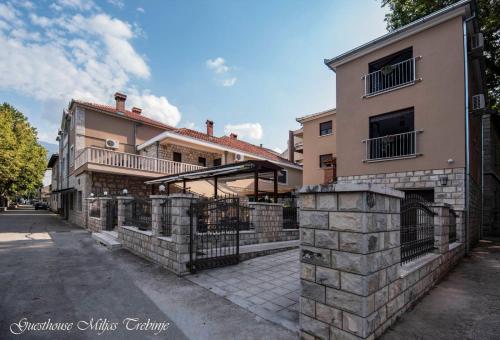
[363,130,422,162]
[75,147,204,175]
[363,57,420,97]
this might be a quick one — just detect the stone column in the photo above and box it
[150,195,169,237]
[248,202,284,242]
[99,197,111,230]
[117,196,134,228]
[431,204,450,254]
[169,194,197,276]
[298,183,403,340]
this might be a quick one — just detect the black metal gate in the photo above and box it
[400,193,435,263]
[189,195,244,273]
[105,199,117,231]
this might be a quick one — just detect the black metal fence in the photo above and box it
[282,196,299,229]
[160,198,172,236]
[124,198,152,231]
[449,209,457,243]
[400,193,435,263]
[189,195,241,272]
[88,199,100,218]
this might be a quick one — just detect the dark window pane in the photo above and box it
[213,158,222,166]
[173,152,182,162]
[198,157,206,167]
[369,108,414,138]
[278,170,287,184]
[319,121,333,136]
[319,154,333,168]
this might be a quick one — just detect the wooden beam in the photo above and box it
[214,176,218,198]
[273,169,278,203]
[254,169,259,202]
[183,180,186,194]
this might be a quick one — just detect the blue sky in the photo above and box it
[0,0,388,152]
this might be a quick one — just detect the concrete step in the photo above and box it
[92,231,121,250]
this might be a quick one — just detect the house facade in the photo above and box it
[52,92,302,228]
[296,108,336,185]
[321,0,486,247]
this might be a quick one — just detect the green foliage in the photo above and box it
[381,0,500,108]
[0,103,47,200]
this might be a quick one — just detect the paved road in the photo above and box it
[0,207,296,340]
[382,239,500,340]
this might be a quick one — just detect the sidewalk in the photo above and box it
[382,239,500,340]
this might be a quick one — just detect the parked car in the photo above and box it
[34,202,49,210]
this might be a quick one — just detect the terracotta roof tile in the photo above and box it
[73,100,176,130]
[172,128,297,166]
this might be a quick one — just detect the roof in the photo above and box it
[145,160,283,185]
[324,0,471,70]
[71,100,176,131]
[47,154,59,168]
[296,108,336,124]
[153,128,301,168]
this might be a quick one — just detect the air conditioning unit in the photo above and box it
[472,94,485,110]
[234,153,245,162]
[105,139,119,149]
[471,33,484,50]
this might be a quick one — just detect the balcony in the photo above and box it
[363,57,420,97]
[363,130,422,162]
[294,141,304,152]
[74,147,204,178]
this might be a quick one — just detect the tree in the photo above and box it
[381,0,500,108]
[0,104,47,205]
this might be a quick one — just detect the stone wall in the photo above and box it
[118,195,193,276]
[298,183,465,340]
[90,172,151,197]
[141,143,221,167]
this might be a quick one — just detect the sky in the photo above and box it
[0,0,389,153]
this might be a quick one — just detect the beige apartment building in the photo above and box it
[296,108,336,185]
[50,92,302,228]
[297,0,488,247]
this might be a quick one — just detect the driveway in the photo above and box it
[382,239,500,340]
[0,207,296,340]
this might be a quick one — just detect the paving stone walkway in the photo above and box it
[187,249,300,332]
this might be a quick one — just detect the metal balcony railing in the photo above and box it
[363,130,422,162]
[75,147,204,174]
[363,57,420,97]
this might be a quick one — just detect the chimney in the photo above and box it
[132,107,142,115]
[288,130,295,162]
[206,120,214,136]
[114,92,127,112]
[230,133,238,139]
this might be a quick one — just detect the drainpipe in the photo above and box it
[463,17,472,254]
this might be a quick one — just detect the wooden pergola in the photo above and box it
[145,160,283,202]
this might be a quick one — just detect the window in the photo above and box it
[277,169,288,184]
[402,189,434,203]
[319,154,333,168]
[367,47,414,95]
[77,191,82,211]
[173,152,182,163]
[198,157,206,167]
[319,121,332,136]
[367,108,416,160]
[69,192,74,210]
[213,158,222,167]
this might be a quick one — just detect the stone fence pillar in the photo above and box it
[248,202,284,242]
[117,196,134,228]
[169,194,197,276]
[431,204,451,254]
[150,195,169,236]
[298,183,403,340]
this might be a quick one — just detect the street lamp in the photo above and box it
[103,191,108,197]
[159,184,166,193]
[439,175,448,186]
[122,188,128,196]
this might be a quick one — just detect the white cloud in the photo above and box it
[273,147,283,154]
[222,77,237,87]
[107,0,124,9]
[206,57,229,74]
[224,123,263,140]
[50,0,95,11]
[0,3,181,139]
[136,7,145,13]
